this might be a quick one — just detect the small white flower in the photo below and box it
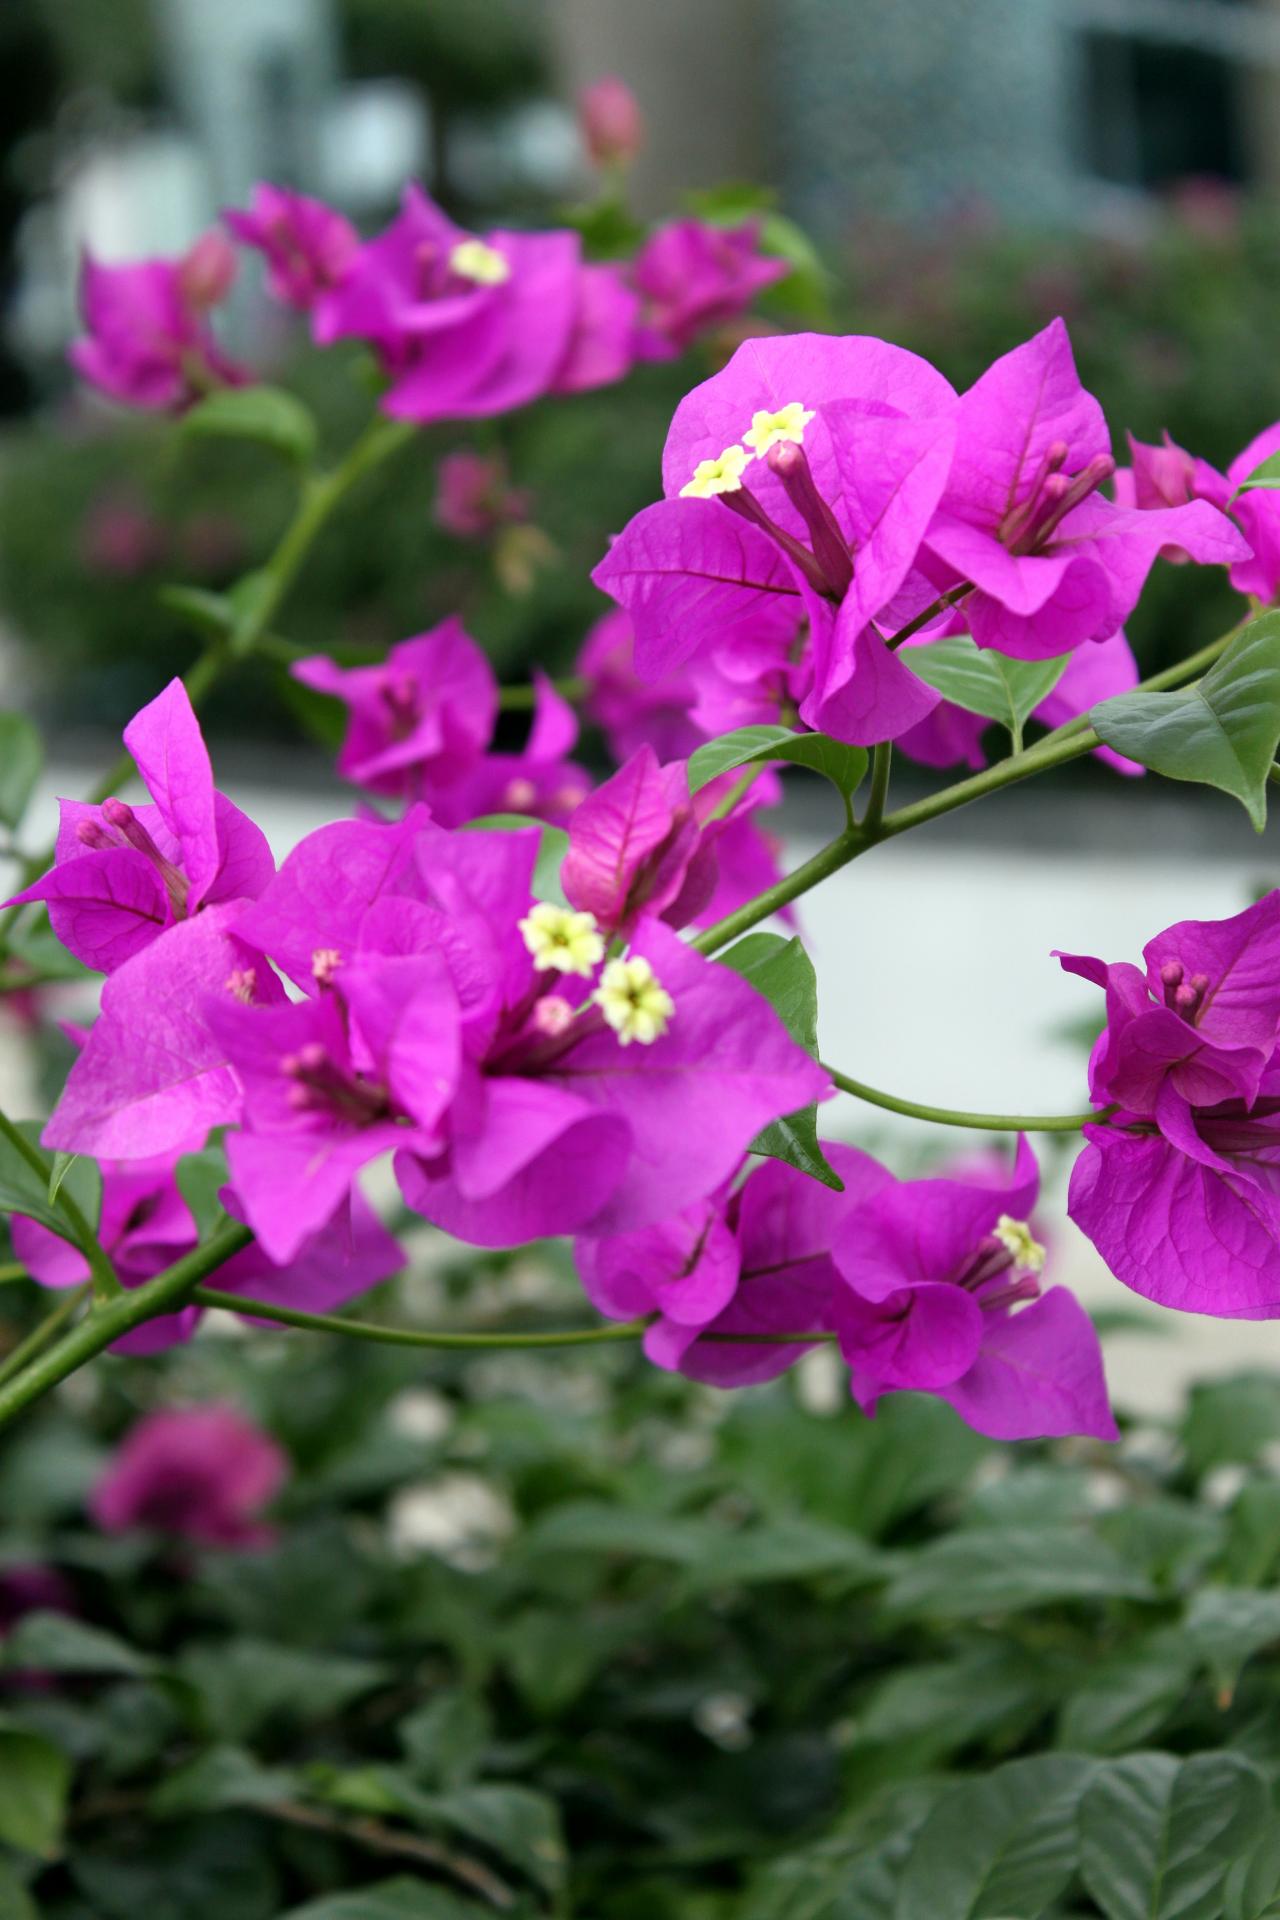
[679,443,750,499]
[518,902,605,977]
[743,401,815,458]
[449,237,510,285]
[593,955,674,1045]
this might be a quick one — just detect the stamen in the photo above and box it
[766,441,853,598]
[533,994,575,1036]
[281,1041,388,1123]
[449,238,510,285]
[680,445,750,500]
[519,902,605,977]
[1019,455,1117,550]
[312,948,342,988]
[504,777,539,812]
[593,955,674,1046]
[99,798,190,916]
[999,439,1069,545]
[225,967,257,1004]
[744,402,815,459]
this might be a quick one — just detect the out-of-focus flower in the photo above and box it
[224,183,359,310]
[78,491,165,577]
[434,450,531,540]
[579,75,644,169]
[632,219,786,360]
[91,1403,288,1548]
[69,238,249,412]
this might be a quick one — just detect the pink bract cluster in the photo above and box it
[72,181,785,424]
[44,201,1280,1452]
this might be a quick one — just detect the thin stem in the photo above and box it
[498,674,587,712]
[826,1064,1110,1133]
[0,1221,252,1431]
[0,1263,27,1284]
[861,742,892,833]
[0,1112,118,1298]
[692,826,865,956]
[194,1286,653,1349]
[0,1285,89,1389]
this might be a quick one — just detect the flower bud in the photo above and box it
[178,230,237,310]
[579,76,644,169]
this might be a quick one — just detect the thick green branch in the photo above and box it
[827,1064,1110,1133]
[0,1221,252,1431]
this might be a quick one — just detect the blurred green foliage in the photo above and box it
[1,1250,1280,1914]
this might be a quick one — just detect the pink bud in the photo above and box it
[579,76,644,169]
[178,230,238,310]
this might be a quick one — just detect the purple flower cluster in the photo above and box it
[1061,893,1280,1319]
[71,182,784,424]
[8,696,826,1287]
[591,320,1249,749]
[576,1137,1115,1442]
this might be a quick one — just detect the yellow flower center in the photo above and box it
[593,955,675,1046]
[679,444,750,499]
[743,402,815,459]
[993,1215,1046,1274]
[518,903,605,977]
[449,238,511,286]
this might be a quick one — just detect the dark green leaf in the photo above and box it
[0,1718,71,1857]
[858,1647,1043,1762]
[1226,1825,1280,1920]
[0,1121,73,1242]
[688,726,868,807]
[0,714,43,830]
[1079,1752,1269,1920]
[150,1745,299,1818]
[1056,1632,1194,1755]
[883,1526,1155,1621]
[3,1611,147,1677]
[1184,1587,1280,1696]
[1090,614,1280,829]
[69,1813,280,1920]
[279,1883,489,1920]
[177,1640,385,1742]
[399,1691,491,1787]
[718,933,843,1190]
[1224,1479,1280,1586]
[423,1785,566,1898]
[182,385,318,466]
[896,1752,1096,1920]
[1183,1375,1280,1475]
[0,1862,38,1920]
[902,635,1068,741]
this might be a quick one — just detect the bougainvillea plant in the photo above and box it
[7,118,1280,1455]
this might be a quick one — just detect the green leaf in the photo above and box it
[718,932,843,1191]
[858,1647,1043,1763]
[677,1517,885,1593]
[1090,615,1280,829]
[0,1862,38,1920]
[181,384,318,466]
[3,1611,148,1677]
[175,1134,230,1240]
[687,726,868,809]
[157,584,235,638]
[895,1752,1097,1920]
[1183,1374,1280,1475]
[69,1813,280,1920]
[1226,1825,1280,1920]
[0,714,43,830]
[1056,1631,1194,1755]
[177,1639,386,1743]
[462,815,569,905]
[279,1883,488,1920]
[902,634,1069,743]
[399,1690,491,1787]
[1234,451,1280,495]
[883,1525,1155,1621]
[150,1745,299,1819]
[0,1122,72,1241]
[1078,1752,1270,1920]
[1224,1479,1280,1585]
[423,1785,566,1898]
[1183,1586,1280,1697]
[0,1717,72,1857]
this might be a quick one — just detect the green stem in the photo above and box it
[0,1221,252,1431]
[861,742,892,833]
[193,1287,653,1349]
[497,675,587,712]
[0,1112,118,1299]
[692,827,865,957]
[0,1285,89,1389]
[826,1064,1110,1133]
[0,1264,27,1285]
